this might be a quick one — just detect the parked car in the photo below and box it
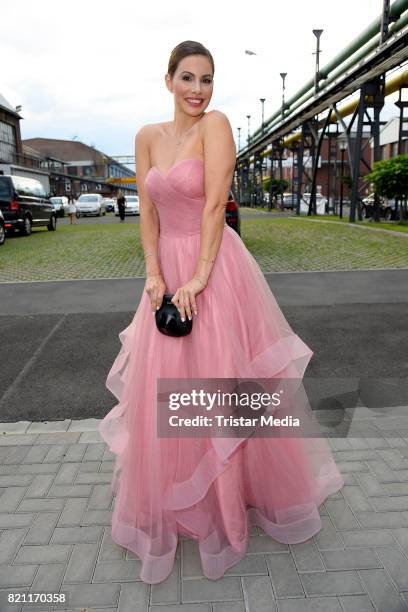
[225,190,241,235]
[76,193,106,217]
[0,209,6,245]
[281,192,327,214]
[0,174,57,236]
[50,196,69,217]
[125,195,140,215]
[114,195,140,216]
[361,193,397,220]
[282,192,297,209]
[102,198,115,212]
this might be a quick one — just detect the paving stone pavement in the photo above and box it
[1,411,408,612]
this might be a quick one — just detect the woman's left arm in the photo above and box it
[194,110,236,285]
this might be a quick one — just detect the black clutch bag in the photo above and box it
[155,294,193,337]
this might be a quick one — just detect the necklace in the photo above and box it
[174,127,191,146]
[173,112,205,146]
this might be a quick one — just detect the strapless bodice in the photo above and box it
[144,158,208,237]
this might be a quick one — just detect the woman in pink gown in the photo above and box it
[99,40,344,584]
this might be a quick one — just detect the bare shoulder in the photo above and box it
[203,109,232,128]
[201,110,233,142]
[205,109,230,120]
[202,110,235,155]
[135,123,157,142]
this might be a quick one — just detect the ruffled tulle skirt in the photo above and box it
[99,225,344,584]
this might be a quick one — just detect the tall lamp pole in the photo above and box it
[312,29,323,95]
[339,139,347,220]
[237,127,241,152]
[280,73,287,121]
[260,98,265,136]
[246,114,251,146]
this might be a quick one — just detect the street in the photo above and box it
[1,268,407,423]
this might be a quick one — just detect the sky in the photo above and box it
[1,0,404,164]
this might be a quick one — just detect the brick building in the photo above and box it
[22,138,135,196]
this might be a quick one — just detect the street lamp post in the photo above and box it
[339,139,347,220]
[237,127,241,152]
[280,73,287,121]
[312,29,323,95]
[260,98,265,135]
[246,115,252,205]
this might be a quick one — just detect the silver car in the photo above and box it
[76,194,106,217]
[50,196,69,217]
[114,195,139,216]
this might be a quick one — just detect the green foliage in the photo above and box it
[262,177,288,195]
[274,178,288,195]
[364,154,408,200]
[363,154,408,223]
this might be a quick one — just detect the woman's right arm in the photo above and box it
[135,125,166,313]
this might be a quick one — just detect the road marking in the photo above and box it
[0,314,67,410]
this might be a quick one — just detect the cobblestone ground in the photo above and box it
[1,410,408,612]
[0,218,407,283]
[246,218,408,274]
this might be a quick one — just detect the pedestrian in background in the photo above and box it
[68,195,79,225]
[117,191,126,222]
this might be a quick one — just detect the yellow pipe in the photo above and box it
[106,176,137,184]
[256,69,408,156]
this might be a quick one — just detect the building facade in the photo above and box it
[22,138,136,196]
[0,91,136,197]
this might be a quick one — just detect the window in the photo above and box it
[0,121,17,163]
[12,176,46,197]
[0,178,12,199]
[78,194,99,202]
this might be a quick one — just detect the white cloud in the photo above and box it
[1,0,401,158]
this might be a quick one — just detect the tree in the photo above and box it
[263,177,289,210]
[363,154,408,223]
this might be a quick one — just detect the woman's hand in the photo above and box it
[171,277,206,321]
[145,274,166,314]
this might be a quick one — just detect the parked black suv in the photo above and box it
[0,175,57,236]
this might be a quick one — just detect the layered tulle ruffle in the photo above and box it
[99,225,344,584]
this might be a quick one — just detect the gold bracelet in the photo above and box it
[146,273,161,278]
[199,257,215,264]
[194,275,207,287]
[144,252,156,259]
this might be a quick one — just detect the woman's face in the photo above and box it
[166,54,213,116]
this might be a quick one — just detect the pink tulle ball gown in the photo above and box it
[99,157,345,584]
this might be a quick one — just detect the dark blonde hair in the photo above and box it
[167,40,215,79]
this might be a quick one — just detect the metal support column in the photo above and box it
[348,76,386,222]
